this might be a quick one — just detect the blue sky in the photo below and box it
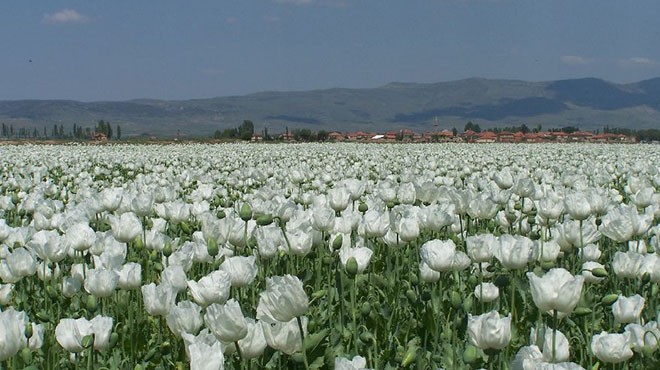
[1,0,659,101]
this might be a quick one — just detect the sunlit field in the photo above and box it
[2,142,660,370]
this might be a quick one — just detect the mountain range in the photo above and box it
[1,77,659,137]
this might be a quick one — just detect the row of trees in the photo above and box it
[0,121,121,140]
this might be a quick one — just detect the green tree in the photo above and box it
[116,125,121,140]
[239,120,254,140]
[316,130,329,141]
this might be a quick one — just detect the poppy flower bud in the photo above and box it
[86,295,98,313]
[591,267,608,278]
[450,291,462,308]
[406,289,418,304]
[361,301,371,316]
[163,241,172,257]
[601,293,619,306]
[332,234,344,251]
[256,214,273,226]
[206,239,219,257]
[239,203,253,222]
[345,257,359,277]
[358,202,368,213]
[573,307,592,317]
[462,344,478,364]
[81,334,94,349]
[360,331,374,345]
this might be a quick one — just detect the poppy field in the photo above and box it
[1,142,660,370]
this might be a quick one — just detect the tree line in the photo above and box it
[0,120,121,140]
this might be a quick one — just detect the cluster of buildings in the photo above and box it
[269,129,636,144]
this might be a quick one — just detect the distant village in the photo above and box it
[261,129,637,144]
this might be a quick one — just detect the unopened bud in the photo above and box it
[332,234,344,250]
[463,344,478,364]
[601,293,619,306]
[358,202,368,213]
[86,295,98,312]
[207,239,219,257]
[573,307,592,317]
[345,257,359,277]
[256,214,273,226]
[239,203,253,222]
[163,241,172,257]
[590,267,608,278]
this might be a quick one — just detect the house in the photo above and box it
[497,131,515,143]
[328,131,345,141]
[251,133,263,142]
[569,131,593,142]
[346,131,374,141]
[475,131,497,143]
[92,132,107,141]
[279,132,294,141]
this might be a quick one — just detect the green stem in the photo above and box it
[351,277,358,354]
[296,316,309,370]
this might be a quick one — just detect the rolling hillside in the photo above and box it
[1,77,659,137]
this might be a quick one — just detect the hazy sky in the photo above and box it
[2,0,659,101]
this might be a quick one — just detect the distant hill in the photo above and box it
[1,77,659,137]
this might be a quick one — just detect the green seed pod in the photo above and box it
[239,203,253,222]
[20,347,32,363]
[154,262,163,272]
[359,331,374,345]
[462,344,478,364]
[595,217,602,227]
[135,237,144,251]
[450,291,462,308]
[529,231,540,240]
[86,295,98,313]
[573,307,593,317]
[462,298,473,312]
[216,210,226,219]
[110,332,119,348]
[207,239,219,257]
[467,275,478,286]
[406,289,418,304]
[601,293,619,306]
[358,202,368,213]
[25,323,33,338]
[163,241,172,257]
[360,301,372,316]
[256,214,273,226]
[590,267,608,278]
[180,221,191,234]
[386,201,396,209]
[81,334,94,349]
[345,256,359,277]
[410,273,419,286]
[332,234,344,250]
